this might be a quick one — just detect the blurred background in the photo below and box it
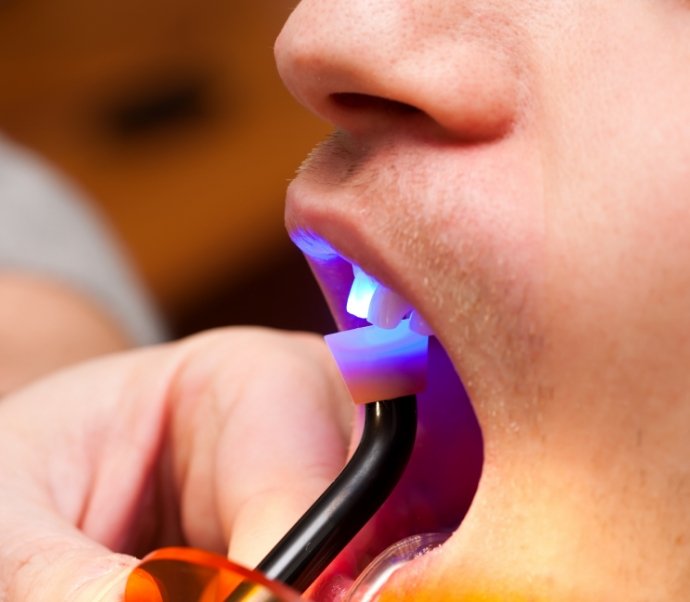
[0,0,336,337]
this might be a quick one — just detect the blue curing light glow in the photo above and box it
[346,265,379,319]
[289,229,341,261]
[350,319,427,368]
[324,319,429,403]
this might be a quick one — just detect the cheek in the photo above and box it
[544,123,690,405]
[537,0,690,387]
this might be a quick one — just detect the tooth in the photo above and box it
[410,310,434,336]
[367,284,413,329]
[347,265,379,319]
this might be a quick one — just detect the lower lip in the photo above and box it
[311,532,449,602]
[345,532,450,602]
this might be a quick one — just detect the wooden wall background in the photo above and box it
[0,0,335,335]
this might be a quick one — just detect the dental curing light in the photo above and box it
[226,271,429,599]
[250,394,418,594]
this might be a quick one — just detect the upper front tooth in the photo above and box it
[347,265,379,319]
[367,284,413,329]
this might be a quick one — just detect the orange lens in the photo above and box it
[125,547,303,602]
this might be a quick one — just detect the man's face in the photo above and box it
[275,1,690,599]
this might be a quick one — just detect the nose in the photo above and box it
[275,0,522,141]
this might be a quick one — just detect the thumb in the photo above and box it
[227,478,336,568]
[5,535,137,602]
[55,554,135,602]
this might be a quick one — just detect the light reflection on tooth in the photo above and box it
[367,285,413,329]
[410,310,434,336]
[347,265,380,319]
[346,263,431,335]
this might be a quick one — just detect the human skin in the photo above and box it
[275,0,690,600]
[0,328,355,601]
[0,306,481,602]
[0,274,130,395]
[2,2,690,600]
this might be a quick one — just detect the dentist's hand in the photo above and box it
[0,328,353,601]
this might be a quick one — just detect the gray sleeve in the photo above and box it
[0,137,167,345]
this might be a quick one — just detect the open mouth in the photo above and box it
[291,231,484,601]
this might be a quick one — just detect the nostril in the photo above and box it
[330,92,422,117]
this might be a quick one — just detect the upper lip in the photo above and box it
[288,222,426,340]
[284,134,434,335]
[285,119,545,396]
